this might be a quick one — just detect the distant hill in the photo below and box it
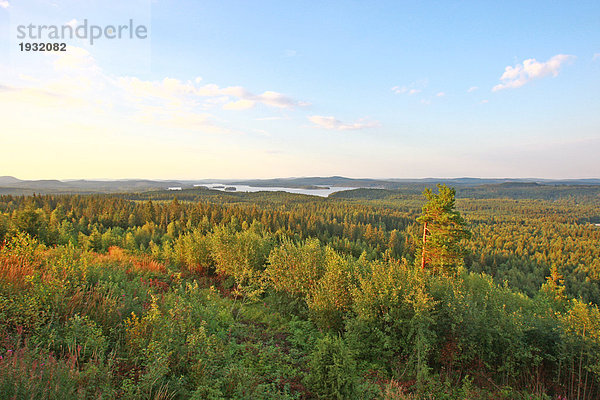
[0,178,188,195]
[331,182,600,201]
[0,176,598,196]
[0,176,22,185]
[459,182,600,200]
[229,177,600,189]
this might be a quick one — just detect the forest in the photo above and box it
[1,185,599,399]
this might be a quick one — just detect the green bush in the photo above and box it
[62,314,108,361]
[307,334,360,399]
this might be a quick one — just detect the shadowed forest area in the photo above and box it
[1,185,599,399]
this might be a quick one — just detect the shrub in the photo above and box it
[266,238,326,296]
[307,334,360,399]
[62,314,108,361]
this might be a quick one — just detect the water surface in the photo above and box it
[195,183,357,197]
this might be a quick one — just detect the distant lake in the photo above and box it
[195,183,358,197]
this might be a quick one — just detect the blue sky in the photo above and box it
[0,0,599,179]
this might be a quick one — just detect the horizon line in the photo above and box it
[2,176,600,182]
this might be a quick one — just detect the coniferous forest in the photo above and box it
[1,185,599,399]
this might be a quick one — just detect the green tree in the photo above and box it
[307,335,360,399]
[142,200,156,224]
[15,206,47,241]
[266,238,326,297]
[417,184,470,274]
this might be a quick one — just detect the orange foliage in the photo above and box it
[131,257,166,274]
[97,246,166,274]
[0,250,42,289]
[107,246,127,261]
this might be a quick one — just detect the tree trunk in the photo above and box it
[421,221,428,270]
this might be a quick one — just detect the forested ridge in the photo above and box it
[1,186,599,399]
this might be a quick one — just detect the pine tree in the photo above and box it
[416,184,470,274]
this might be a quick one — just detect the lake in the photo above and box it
[195,183,358,197]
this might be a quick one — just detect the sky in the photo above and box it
[0,0,599,180]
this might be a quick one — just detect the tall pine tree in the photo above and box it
[417,184,470,274]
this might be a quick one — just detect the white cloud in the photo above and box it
[212,86,306,109]
[254,90,304,108]
[308,115,380,131]
[392,80,428,96]
[53,46,99,73]
[392,86,422,95]
[118,76,203,104]
[391,86,422,95]
[593,53,600,61]
[65,19,78,28]
[391,86,408,94]
[223,99,255,110]
[492,54,575,91]
[467,86,478,93]
[436,92,445,97]
[0,1,9,9]
[481,99,489,104]
[116,76,305,111]
[0,46,306,137]
[283,49,297,57]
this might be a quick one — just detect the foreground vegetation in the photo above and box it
[0,186,599,399]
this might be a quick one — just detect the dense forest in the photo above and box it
[1,185,599,399]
